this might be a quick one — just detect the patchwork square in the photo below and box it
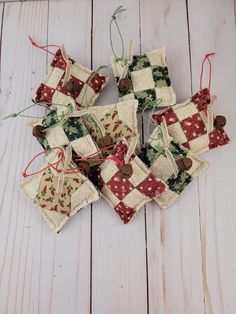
[93,140,167,223]
[20,159,100,232]
[35,45,109,109]
[82,100,139,145]
[111,47,176,111]
[33,109,98,158]
[138,125,208,208]
[152,89,230,154]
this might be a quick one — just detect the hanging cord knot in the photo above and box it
[110,5,127,59]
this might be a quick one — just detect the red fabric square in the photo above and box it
[114,202,135,224]
[136,173,166,198]
[88,73,106,93]
[58,76,85,98]
[107,171,134,200]
[51,49,67,70]
[182,142,190,150]
[112,141,128,162]
[152,108,179,126]
[209,128,230,149]
[36,84,55,103]
[180,113,207,141]
[191,88,210,112]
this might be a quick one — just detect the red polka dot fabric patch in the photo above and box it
[35,46,109,109]
[96,140,167,224]
[152,89,230,154]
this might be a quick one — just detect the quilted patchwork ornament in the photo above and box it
[109,7,176,112]
[32,108,99,158]
[152,53,230,154]
[111,45,176,112]
[34,43,109,109]
[20,147,100,232]
[138,122,208,208]
[93,138,167,223]
[82,99,139,146]
[152,91,230,154]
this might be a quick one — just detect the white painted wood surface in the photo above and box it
[0,1,235,313]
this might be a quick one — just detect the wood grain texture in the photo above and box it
[0,1,236,314]
[92,1,148,314]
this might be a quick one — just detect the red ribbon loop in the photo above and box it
[200,52,216,93]
[28,35,60,57]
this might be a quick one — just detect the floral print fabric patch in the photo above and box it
[20,162,100,232]
[35,46,109,109]
[111,48,176,111]
[138,125,208,208]
[83,100,139,145]
[152,89,230,154]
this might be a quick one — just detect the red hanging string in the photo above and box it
[28,35,60,57]
[22,144,124,178]
[22,147,65,178]
[200,52,216,93]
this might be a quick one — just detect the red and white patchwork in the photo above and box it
[152,88,230,154]
[35,46,109,109]
[95,140,167,224]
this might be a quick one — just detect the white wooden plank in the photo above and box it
[91,1,148,314]
[39,1,92,314]
[0,2,48,314]
[140,1,205,313]
[188,1,236,313]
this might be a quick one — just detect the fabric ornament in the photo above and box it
[82,99,139,147]
[32,107,99,159]
[92,138,167,223]
[111,44,176,112]
[152,53,230,154]
[32,39,109,109]
[138,121,208,208]
[20,146,100,232]
[109,6,175,112]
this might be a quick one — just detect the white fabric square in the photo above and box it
[129,157,150,186]
[70,64,91,82]
[100,159,119,183]
[70,135,98,157]
[168,123,188,144]
[150,154,174,182]
[46,125,69,147]
[189,134,210,154]
[131,68,155,92]
[175,102,199,121]
[46,67,64,89]
[146,48,166,66]
[101,185,120,207]
[155,86,176,107]
[122,188,149,209]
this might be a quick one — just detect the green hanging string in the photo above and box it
[109,5,126,59]
[3,101,74,121]
[141,98,163,138]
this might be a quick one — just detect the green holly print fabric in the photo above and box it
[138,138,192,195]
[166,171,192,195]
[112,48,176,111]
[36,109,89,150]
[34,168,82,215]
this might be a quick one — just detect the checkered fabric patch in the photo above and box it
[35,46,109,109]
[152,88,230,154]
[35,109,98,158]
[20,161,100,232]
[93,140,167,223]
[83,99,138,144]
[111,47,176,111]
[138,126,208,209]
